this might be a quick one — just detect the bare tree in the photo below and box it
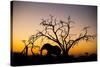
[21,33,41,55]
[21,40,28,56]
[26,15,95,56]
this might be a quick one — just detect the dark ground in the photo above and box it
[11,52,97,66]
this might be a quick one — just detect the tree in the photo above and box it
[21,40,28,56]
[21,34,41,55]
[25,15,95,56]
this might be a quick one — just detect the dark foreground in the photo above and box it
[11,52,97,66]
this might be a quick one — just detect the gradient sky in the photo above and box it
[12,1,97,57]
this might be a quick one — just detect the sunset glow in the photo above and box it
[12,1,97,57]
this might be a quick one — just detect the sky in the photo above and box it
[12,1,97,57]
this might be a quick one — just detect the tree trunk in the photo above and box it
[62,49,69,58]
[25,46,28,56]
[31,47,34,55]
[65,51,68,56]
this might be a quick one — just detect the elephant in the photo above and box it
[41,43,61,57]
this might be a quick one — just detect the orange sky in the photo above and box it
[12,1,97,57]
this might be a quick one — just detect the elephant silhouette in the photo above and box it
[41,43,61,57]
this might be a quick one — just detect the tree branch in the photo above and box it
[67,33,94,52]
